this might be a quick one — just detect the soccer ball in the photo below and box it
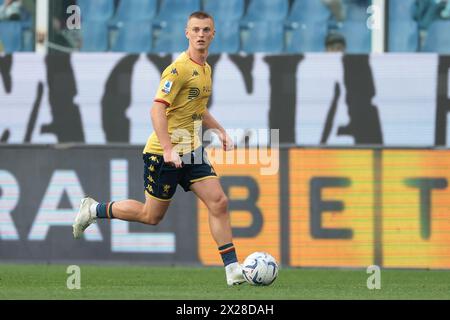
[242,252,278,286]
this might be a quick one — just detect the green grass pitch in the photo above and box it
[1,264,450,300]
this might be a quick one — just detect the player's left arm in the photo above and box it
[202,109,234,151]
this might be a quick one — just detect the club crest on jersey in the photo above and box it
[162,81,173,94]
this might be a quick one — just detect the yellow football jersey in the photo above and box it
[143,52,212,155]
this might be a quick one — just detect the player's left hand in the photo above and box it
[220,132,234,151]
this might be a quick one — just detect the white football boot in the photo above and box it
[225,262,246,286]
[73,197,98,239]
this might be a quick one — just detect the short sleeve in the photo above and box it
[154,63,187,107]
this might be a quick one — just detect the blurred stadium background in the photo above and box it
[1,0,450,299]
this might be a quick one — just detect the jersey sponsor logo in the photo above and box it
[192,70,199,77]
[162,80,173,94]
[188,87,200,100]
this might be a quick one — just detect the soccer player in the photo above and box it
[72,11,245,286]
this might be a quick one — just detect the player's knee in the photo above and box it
[145,215,163,226]
[210,194,228,215]
[141,209,164,226]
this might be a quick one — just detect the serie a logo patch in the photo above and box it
[162,81,173,94]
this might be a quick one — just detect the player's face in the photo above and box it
[186,17,215,51]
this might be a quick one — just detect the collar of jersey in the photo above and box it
[184,51,206,67]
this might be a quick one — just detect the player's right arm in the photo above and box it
[151,102,182,168]
[151,63,187,168]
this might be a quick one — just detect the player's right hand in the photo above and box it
[163,149,183,168]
